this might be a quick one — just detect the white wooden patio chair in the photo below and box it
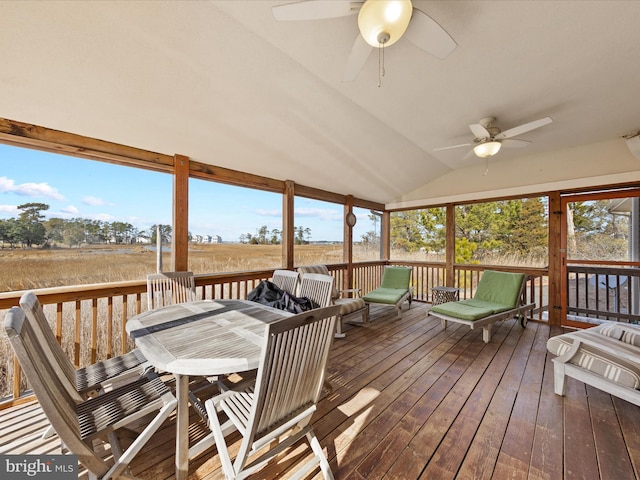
[200,304,340,480]
[20,291,149,400]
[297,273,334,310]
[4,306,177,480]
[271,269,299,295]
[146,271,196,310]
[20,291,150,438]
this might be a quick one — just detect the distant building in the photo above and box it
[193,234,222,244]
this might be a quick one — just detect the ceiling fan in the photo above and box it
[434,116,553,158]
[272,0,457,81]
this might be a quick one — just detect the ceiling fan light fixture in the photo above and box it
[473,141,501,158]
[358,0,413,47]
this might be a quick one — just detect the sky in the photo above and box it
[0,144,376,242]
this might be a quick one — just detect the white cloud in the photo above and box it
[0,176,64,200]
[83,195,112,206]
[61,205,79,214]
[254,207,342,222]
[0,204,18,214]
[255,209,281,217]
[94,213,115,222]
[295,207,342,221]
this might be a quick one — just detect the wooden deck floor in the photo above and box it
[2,303,640,479]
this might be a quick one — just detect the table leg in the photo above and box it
[176,374,189,480]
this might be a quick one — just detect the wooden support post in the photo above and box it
[548,191,563,327]
[282,180,295,269]
[446,204,455,286]
[381,211,390,261]
[172,154,189,272]
[344,195,354,291]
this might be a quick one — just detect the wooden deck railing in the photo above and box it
[566,264,640,324]
[0,261,549,406]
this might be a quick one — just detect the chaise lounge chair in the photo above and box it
[362,266,413,319]
[297,265,369,337]
[429,270,534,343]
[547,322,640,406]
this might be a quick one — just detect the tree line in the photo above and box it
[0,203,170,248]
[388,198,627,263]
[239,226,311,245]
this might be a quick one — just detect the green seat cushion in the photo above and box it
[474,270,524,308]
[430,299,509,321]
[380,266,412,290]
[363,288,408,305]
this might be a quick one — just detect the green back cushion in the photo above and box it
[473,270,524,308]
[380,266,411,289]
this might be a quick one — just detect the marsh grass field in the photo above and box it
[0,242,386,399]
[0,243,345,291]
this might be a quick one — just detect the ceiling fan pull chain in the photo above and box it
[378,42,386,87]
[483,157,489,176]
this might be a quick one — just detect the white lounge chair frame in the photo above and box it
[429,272,534,343]
[551,328,640,407]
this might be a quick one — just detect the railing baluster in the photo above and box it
[74,300,81,368]
[107,296,113,359]
[91,298,98,364]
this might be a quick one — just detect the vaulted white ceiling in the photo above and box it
[1,1,640,208]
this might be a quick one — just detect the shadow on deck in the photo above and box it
[2,302,640,479]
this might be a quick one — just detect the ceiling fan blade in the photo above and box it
[433,142,473,152]
[272,0,361,21]
[464,148,477,160]
[501,139,531,148]
[469,123,490,140]
[495,116,553,140]
[403,8,457,59]
[342,34,373,82]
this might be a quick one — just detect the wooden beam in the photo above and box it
[294,184,384,212]
[0,117,173,173]
[189,162,285,194]
[172,154,189,272]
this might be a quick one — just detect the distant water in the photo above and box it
[144,245,172,252]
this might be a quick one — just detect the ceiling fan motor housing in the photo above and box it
[358,0,413,47]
